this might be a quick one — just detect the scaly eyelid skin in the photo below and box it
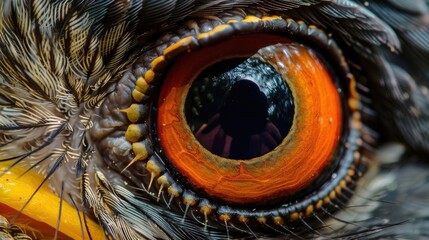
[123,13,368,236]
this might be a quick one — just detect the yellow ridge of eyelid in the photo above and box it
[352,112,363,129]
[348,98,360,111]
[132,141,150,160]
[146,159,162,177]
[125,15,361,224]
[329,190,337,200]
[257,217,267,224]
[273,216,284,225]
[212,24,230,33]
[315,200,324,209]
[136,14,289,99]
[136,77,150,93]
[261,15,282,21]
[197,24,231,40]
[168,186,180,197]
[0,163,104,239]
[219,214,231,222]
[289,212,300,221]
[163,36,196,58]
[150,56,167,72]
[132,89,146,102]
[122,141,151,172]
[157,174,170,187]
[120,103,144,123]
[125,124,145,142]
[144,69,155,84]
[242,16,261,22]
[183,196,197,206]
[199,205,213,215]
[239,216,249,223]
[305,205,314,217]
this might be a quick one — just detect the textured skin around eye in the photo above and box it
[0,0,429,239]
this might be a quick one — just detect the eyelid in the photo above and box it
[121,12,369,233]
[132,16,350,99]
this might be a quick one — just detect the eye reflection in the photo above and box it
[194,80,282,159]
[185,58,294,159]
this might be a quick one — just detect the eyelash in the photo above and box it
[118,11,372,236]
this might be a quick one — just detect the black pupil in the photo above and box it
[185,58,294,159]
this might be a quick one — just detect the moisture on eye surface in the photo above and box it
[185,58,294,159]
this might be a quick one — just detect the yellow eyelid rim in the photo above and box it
[0,163,104,239]
[123,14,364,223]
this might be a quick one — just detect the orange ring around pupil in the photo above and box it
[157,34,342,204]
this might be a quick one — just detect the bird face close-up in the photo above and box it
[1,1,429,239]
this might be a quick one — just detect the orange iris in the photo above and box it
[157,34,342,204]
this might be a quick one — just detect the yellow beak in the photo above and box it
[0,163,104,239]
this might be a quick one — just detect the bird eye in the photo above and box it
[121,15,367,235]
[7,2,423,239]
[157,36,343,205]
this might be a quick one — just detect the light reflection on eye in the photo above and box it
[188,61,291,159]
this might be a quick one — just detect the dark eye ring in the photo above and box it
[119,14,367,234]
